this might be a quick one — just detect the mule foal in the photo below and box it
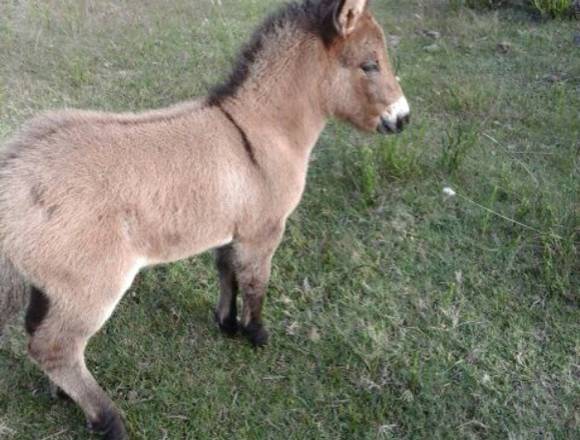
[0,0,410,438]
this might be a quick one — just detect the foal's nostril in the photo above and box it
[396,114,411,132]
[396,118,404,132]
[377,111,411,135]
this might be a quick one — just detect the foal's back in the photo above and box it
[0,101,259,272]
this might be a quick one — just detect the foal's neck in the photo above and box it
[218,34,329,161]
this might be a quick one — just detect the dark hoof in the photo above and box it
[214,310,239,337]
[242,321,269,347]
[88,409,128,440]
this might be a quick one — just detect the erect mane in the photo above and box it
[207,0,341,105]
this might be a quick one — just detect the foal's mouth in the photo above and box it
[377,113,411,135]
[377,96,411,135]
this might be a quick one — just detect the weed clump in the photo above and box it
[531,0,574,17]
[450,0,574,18]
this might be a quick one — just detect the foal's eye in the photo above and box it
[361,61,380,73]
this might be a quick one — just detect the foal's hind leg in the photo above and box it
[27,276,133,440]
[214,244,239,336]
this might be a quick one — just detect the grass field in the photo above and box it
[0,0,578,438]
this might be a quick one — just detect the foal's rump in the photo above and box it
[0,111,146,305]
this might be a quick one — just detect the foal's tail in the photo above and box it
[0,253,29,336]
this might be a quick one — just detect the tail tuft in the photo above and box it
[0,254,29,336]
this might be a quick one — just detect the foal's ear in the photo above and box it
[334,0,368,37]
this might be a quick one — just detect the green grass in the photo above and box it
[1,0,578,438]
[453,0,574,19]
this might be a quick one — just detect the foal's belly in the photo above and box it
[141,224,234,266]
[158,236,233,265]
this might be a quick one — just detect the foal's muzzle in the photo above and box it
[377,96,411,135]
[378,113,411,134]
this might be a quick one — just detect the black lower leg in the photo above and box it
[215,245,239,336]
[241,320,269,347]
[241,294,268,347]
[88,407,127,440]
[214,305,238,336]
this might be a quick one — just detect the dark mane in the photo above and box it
[207,0,341,105]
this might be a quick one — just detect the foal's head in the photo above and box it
[324,0,410,134]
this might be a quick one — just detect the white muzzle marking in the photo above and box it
[382,95,410,127]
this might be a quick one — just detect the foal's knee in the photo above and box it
[27,335,75,372]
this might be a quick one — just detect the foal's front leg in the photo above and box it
[214,244,239,336]
[215,224,284,347]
